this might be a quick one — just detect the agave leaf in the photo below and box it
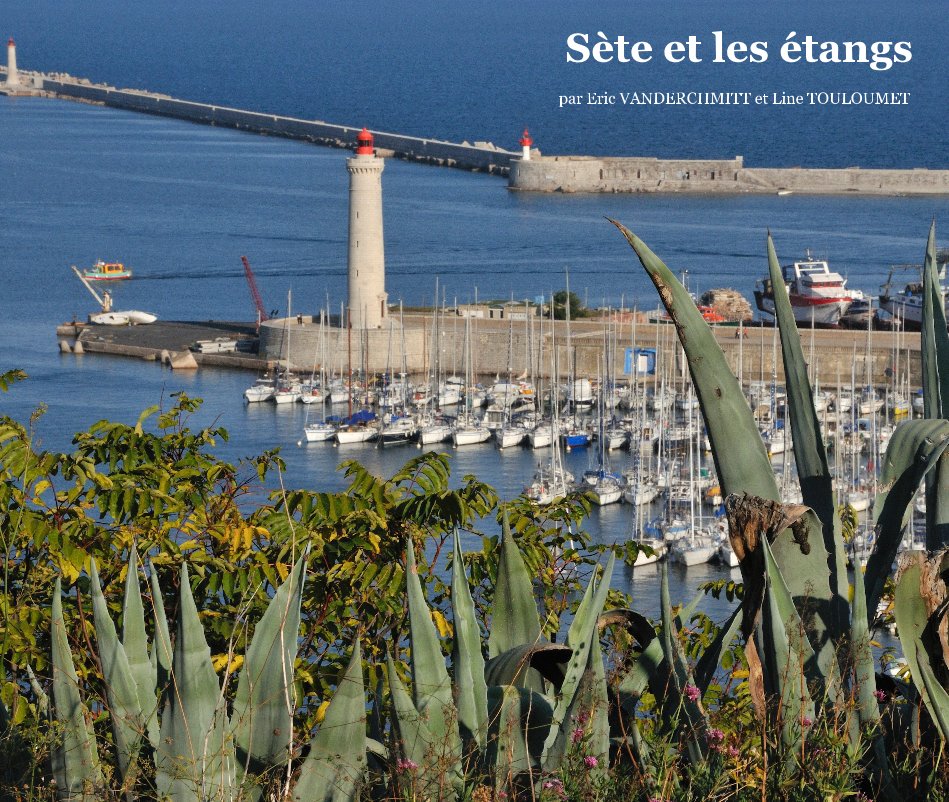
[894,552,949,741]
[613,223,843,661]
[386,653,459,801]
[26,665,49,718]
[148,563,173,698]
[232,554,307,772]
[50,578,102,800]
[758,535,815,754]
[155,563,232,802]
[865,419,949,613]
[694,605,741,694]
[487,513,541,662]
[920,221,949,421]
[484,643,572,689]
[658,562,707,764]
[121,549,159,749]
[920,221,949,548]
[851,565,895,795]
[450,529,488,750]
[485,685,554,791]
[89,559,149,784]
[404,539,461,765]
[610,220,778,502]
[767,234,847,626]
[541,554,614,766]
[293,642,367,802]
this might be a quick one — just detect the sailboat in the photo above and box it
[453,314,491,447]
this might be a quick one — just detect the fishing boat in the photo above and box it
[82,260,133,281]
[754,251,863,327]
[878,255,949,329]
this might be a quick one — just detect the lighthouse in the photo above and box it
[519,128,533,161]
[346,128,387,329]
[5,38,19,88]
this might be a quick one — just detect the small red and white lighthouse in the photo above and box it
[519,128,533,161]
[6,38,19,88]
[355,127,374,155]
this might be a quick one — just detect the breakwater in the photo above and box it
[37,74,517,174]
[9,67,948,194]
[509,155,949,195]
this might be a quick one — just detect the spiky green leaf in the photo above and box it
[50,578,102,800]
[155,563,234,802]
[450,530,488,749]
[487,513,541,661]
[294,642,367,802]
[89,560,149,784]
[232,554,307,771]
[865,419,949,612]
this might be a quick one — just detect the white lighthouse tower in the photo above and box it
[5,38,19,89]
[346,128,388,329]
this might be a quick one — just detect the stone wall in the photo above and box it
[259,315,918,390]
[510,156,949,195]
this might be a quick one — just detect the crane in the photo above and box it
[241,255,270,326]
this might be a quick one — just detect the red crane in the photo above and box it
[241,255,270,326]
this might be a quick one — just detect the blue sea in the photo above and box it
[0,1,946,613]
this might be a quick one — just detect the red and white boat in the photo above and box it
[754,252,862,327]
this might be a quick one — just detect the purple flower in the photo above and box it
[396,758,418,772]
[727,745,740,758]
[576,711,590,725]
[706,728,725,746]
[584,755,598,768]
[802,716,814,728]
[542,779,564,790]
[571,727,585,744]
[683,684,701,702]
[873,689,887,702]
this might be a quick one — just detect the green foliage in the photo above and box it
[551,290,589,320]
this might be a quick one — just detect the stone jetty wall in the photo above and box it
[509,155,949,195]
[40,77,516,174]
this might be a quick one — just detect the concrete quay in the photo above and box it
[61,320,270,371]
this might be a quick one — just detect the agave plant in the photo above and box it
[385,510,739,799]
[43,550,369,802]
[610,218,949,797]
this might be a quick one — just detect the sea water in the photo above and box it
[0,0,945,618]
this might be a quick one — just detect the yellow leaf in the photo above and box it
[431,610,452,639]
[314,699,331,725]
[211,653,245,674]
[275,562,289,582]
